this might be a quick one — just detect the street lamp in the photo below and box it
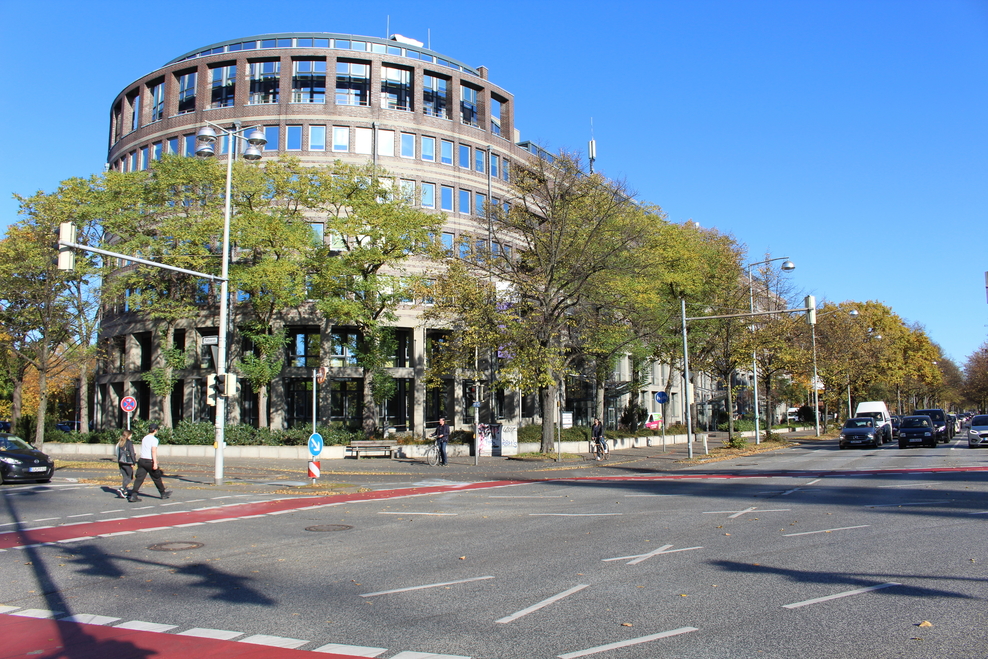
[196,120,266,485]
[747,256,795,444]
[809,306,858,437]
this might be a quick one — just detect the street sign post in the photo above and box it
[120,396,137,430]
[654,391,668,405]
[308,432,323,485]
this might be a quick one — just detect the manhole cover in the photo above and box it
[147,541,205,552]
[305,524,353,532]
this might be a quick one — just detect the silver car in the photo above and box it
[967,415,988,448]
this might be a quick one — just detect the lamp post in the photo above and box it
[747,257,795,444]
[808,306,859,436]
[195,120,266,485]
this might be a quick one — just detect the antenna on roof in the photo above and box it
[386,15,390,39]
[428,28,431,50]
[588,118,597,174]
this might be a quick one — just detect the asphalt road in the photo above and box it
[3,434,988,658]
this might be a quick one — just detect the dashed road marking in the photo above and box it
[496,584,589,623]
[783,582,900,609]
[784,525,870,537]
[360,576,495,597]
[557,626,698,658]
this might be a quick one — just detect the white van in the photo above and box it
[854,401,893,444]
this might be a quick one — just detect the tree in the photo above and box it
[963,342,988,410]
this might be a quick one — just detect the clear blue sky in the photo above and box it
[2,0,986,366]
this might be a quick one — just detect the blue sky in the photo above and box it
[2,0,986,366]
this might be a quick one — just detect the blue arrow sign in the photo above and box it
[654,391,669,405]
[308,432,323,457]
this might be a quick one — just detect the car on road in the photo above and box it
[913,408,951,443]
[966,415,988,448]
[890,415,902,439]
[898,415,938,448]
[854,401,893,444]
[839,417,884,449]
[0,420,10,432]
[644,413,662,430]
[0,433,55,484]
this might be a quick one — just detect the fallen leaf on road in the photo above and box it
[622,623,633,627]
[917,621,933,627]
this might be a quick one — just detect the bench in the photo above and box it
[346,439,399,459]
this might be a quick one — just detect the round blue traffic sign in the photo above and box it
[120,396,138,413]
[308,433,323,457]
[654,391,669,405]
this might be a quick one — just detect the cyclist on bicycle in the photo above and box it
[432,416,450,466]
[591,418,607,460]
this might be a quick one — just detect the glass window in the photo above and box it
[459,189,471,215]
[377,129,395,157]
[400,132,415,158]
[292,59,326,103]
[130,92,140,132]
[475,148,485,174]
[441,232,454,252]
[249,60,280,104]
[503,159,510,182]
[459,144,470,169]
[421,136,436,162]
[209,64,236,108]
[441,185,454,211]
[399,180,415,203]
[177,71,196,114]
[459,240,470,260]
[381,65,413,111]
[309,125,326,151]
[490,154,499,179]
[332,126,349,152]
[354,127,372,154]
[491,97,503,136]
[263,126,279,151]
[167,137,179,155]
[288,328,321,368]
[336,61,369,106]
[287,125,302,150]
[152,142,163,160]
[183,134,195,156]
[421,182,436,208]
[475,192,486,216]
[140,146,149,171]
[423,74,448,118]
[441,140,454,165]
[149,81,164,122]
[461,85,478,126]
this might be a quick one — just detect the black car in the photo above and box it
[913,408,951,442]
[839,417,883,449]
[0,434,55,484]
[898,415,938,448]
[891,415,902,439]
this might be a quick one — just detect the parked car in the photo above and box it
[898,415,938,448]
[0,420,10,432]
[55,420,81,432]
[890,415,902,439]
[644,413,663,430]
[0,433,55,484]
[838,417,883,449]
[854,401,893,444]
[913,409,951,443]
[966,415,988,448]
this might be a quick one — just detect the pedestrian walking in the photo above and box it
[115,429,137,497]
[129,423,170,502]
[591,418,608,460]
[433,417,450,466]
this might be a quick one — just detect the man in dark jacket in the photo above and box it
[433,417,450,466]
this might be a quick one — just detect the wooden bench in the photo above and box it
[346,439,399,459]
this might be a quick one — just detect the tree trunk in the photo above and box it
[35,368,48,449]
[540,383,558,453]
[726,370,735,440]
[259,385,270,431]
[362,373,376,437]
[78,362,90,435]
[160,325,174,429]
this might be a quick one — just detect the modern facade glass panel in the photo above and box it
[491,97,503,136]
[400,132,415,158]
[292,59,326,103]
[459,144,470,169]
[377,129,395,156]
[176,71,196,114]
[130,92,140,132]
[336,61,369,106]
[263,126,279,151]
[459,189,470,214]
[381,65,412,111]
[475,192,486,216]
[309,125,326,151]
[441,140,454,165]
[423,74,448,118]
[440,185,453,211]
[167,137,179,154]
[475,148,485,174]
[149,81,164,122]
[209,64,236,108]
[354,127,372,154]
[421,136,436,162]
[421,182,435,208]
[461,85,478,126]
[332,126,349,152]
[249,60,280,104]
[286,125,302,150]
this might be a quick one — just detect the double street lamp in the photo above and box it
[747,256,795,444]
[195,121,266,485]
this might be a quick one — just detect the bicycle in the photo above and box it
[423,429,442,466]
[590,436,607,461]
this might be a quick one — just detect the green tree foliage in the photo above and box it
[963,342,988,410]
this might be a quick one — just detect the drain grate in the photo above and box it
[147,541,205,552]
[305,524,353,532]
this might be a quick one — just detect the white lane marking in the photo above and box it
[603,545,703,563]
[624,494,677,497]
[312,642,388,656]
[10,609,63,618]
[878,482,936,488]
[783,582,900,609]
[137,527,174,532]
[100,510,125,514]
[866,500,949,507]
[238,634,308,649]
[184,499,206,503]
[496,584,589,623]
[55,537,90,544]
[114,620,179,633]
[389,652,471,659]
[159,502,182,507]
[211,496,235,499]
[67,513,94,518]
[178,628,244,640]
[378,512,457,516]
[784,525,870,537]
[805,478,822,485]
[557,626,699,658]
[0,606,21,613]
[174,522,206,527]
[529,513,623,517]
[98,531,136,538]
[702,507,790,518]
[33,518,61,522]
[360,576,495,597]
[59,614,121,625]
[488,495,565,498]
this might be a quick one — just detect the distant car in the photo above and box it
[898,415,937,449]
[966,415,988,448]
[913,408,951,443]
[0,421,10,432]
[838,417,883,449]
[0,433,55,484]
[890,415,902,439]
[644,413,663,430]
[55,420,81,432]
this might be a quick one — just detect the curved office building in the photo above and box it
[97,32,546,434]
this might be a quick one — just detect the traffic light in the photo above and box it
[804,295,816,326]
[215,373,237,397]
[205,374,217,406]
[57,222,76,271]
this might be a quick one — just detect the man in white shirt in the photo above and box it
[128,423,171,502]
